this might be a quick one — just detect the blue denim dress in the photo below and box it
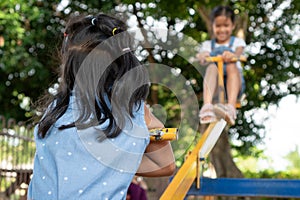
[27,96,149,200]
[210,37,245,95]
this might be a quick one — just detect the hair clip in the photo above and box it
[112,27,118,35]
[122,47,131,52]
[91,18,96,26]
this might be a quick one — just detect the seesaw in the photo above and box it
[158,119,300,199]
[160,119,227,200]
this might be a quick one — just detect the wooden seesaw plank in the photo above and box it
[160,120,226,200]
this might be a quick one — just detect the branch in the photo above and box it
[197,7,212,38]
[235,12,249,40]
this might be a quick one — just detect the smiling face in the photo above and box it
[212,16,235,44]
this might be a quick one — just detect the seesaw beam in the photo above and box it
[160,121,226,200]
[187,177,300,198]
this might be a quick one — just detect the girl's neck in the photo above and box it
[215,37,231,45]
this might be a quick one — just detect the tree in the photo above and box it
[0,1,60,120]
[0,1,115,121]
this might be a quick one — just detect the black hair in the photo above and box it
[210,5,235,24]
[37,13,149,139]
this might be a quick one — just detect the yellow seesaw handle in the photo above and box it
[149,128,178,141]
[205,55,247,63]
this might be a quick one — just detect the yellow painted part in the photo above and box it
[205,56,223,63]
[235,102,241,108]
[149,128,178,141]
[150,133,177,141]
[205,55,247,63]
[160,122,218,200]
[236,55,247,62]
[217,60,225,104]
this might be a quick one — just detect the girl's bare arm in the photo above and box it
[136,104,176,177]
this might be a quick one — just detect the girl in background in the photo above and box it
[197,5,246,126]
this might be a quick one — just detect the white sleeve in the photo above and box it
[232,38,246,51]
[199,40,212,53]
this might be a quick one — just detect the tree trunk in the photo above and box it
[200,124,243,178]
[235,12,249,40]
[210,127,243,178]
[197,7,213,37]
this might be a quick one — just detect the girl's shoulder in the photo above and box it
[232,37,246,47]
[199,40,212,52]
[202,40,212,45]
[233,36,245,42]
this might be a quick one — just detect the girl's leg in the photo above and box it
[214,63,241,125]
[203,63,218,105]
[226,63,241,107]
[199,63,218,124]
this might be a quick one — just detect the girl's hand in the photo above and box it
[222,51,235,63]
[138,104,175,177]
[196,52,210,65]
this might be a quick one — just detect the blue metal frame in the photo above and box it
[187,177,300,198]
